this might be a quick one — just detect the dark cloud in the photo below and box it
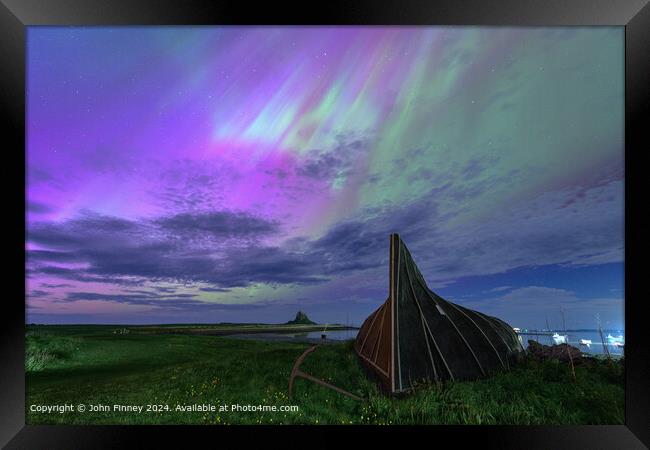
[213,246,329,287]
[408,168,433,183]
[28,211,141,248]
[84,245,215,281]
[154,286,177,293]
[28,290,50,298]
[264,168,289,180]
[40,283,73,288]
[460,159,487,179]
[297,152,344,179]
[28,249,84,263]
[27,201,53,214]
[27,167,65,189]
[124,289,163,295]
[280,178,623,287]
[296,136,371,181]
[405,180,624,281]
[65,292,151,303]
[32,266,79,276]
[63,291,270,311]
[151,158,235,211]
[64,291,198,305]
[156,211,279,238]
[26,178,623,298]
[26,209,322,289]
[199,287,231,292]
[122,289,196,298]
[28,265,149,286]
[365,173,382,184]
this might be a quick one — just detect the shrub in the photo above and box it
[25,334,79,372]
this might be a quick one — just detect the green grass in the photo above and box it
[25,325,624,425]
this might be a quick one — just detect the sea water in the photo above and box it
[226,328,623,356]
[224,328,359,343]
[519,330,625,356]
[302,329,358,340]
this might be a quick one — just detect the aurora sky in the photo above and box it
[26,27,624,329]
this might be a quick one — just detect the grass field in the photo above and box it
[26,325,624,425]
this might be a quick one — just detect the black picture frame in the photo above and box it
[2,0,648,447]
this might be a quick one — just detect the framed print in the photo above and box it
[1,0,648,447]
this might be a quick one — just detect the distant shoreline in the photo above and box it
[26,324,620,333]
[136,324,359,336]
[26,323,360,337]
[515,329,624,333]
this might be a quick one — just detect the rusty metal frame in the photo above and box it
[288,345,363,401]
